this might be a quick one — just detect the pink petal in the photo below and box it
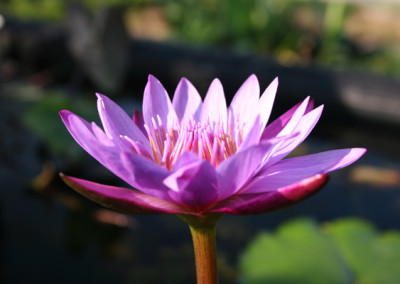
[132,109,147,135]
[211,174,329,214]
[171,151,203,172]
[120,151,172,200]
[258,77,278,132]
[60,110,139,186]
[282,105,323,154]
[261,98,314,141]
[91,122,114,147]
[241,148,366,194]
[164,159,218,211]
[60,112,172,202]
[276,96,310,137]
[60,174,194,215]
[216,142,277,199]
[172,77,202,125]
[238,116,262,150]
[143,75,178,130]
[230,74,260,134]
[60,110,111,164]
[96,93,149,151]
[262,105,324,169]
[200,78,227,128]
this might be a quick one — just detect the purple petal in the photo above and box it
[132,110,147,135]
[164,159,218,211]
[171,151,203,172]
[238,116,262,150]
[200,78,227,128]
[60,174,193,215]
[91,122,114,147]
[172,77,202,125]
[211,174,329,214]
[241,148,366,194]
[230,74,260,134]
[261,97,314,141]
[60,110,138,186]
[96,93,149,151]
[60,112,171,202]
[258,77,278,132]
[216,142,277,199]
[276,96,310,137]
[120,151,172,200]
[60,110,111,163]
[261,105,324,169]
[143,75,178,130]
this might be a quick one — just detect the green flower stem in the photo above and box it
[189,225,218,284]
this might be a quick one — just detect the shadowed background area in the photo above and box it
[1,0,400,283]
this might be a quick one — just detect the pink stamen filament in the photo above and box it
[144,124,161,164]
[139,117,241,170]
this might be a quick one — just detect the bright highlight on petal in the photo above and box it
[60,74,366,216]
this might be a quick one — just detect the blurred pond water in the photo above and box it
[1,83,400,284]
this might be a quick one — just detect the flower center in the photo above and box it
[135,115,243,170]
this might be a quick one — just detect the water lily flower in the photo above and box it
[60,74,365,283]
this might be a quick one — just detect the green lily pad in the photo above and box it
[240,219,352,284]
[325,218,400,284]
[240,218,400,284]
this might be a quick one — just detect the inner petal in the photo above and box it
[142,117,244,170]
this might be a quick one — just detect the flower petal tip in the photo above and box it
[350,148,367,161]
[179,77,190,83]
[211,77,222,86]
[59,172,77,186]
[356,147,367,155]
[147,74,161,84]
[59,110,71,118]
[95,92,106,100]
[59,110,76,127]
[248,74,259,82]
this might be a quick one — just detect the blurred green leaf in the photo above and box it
[325,219,400,284]
[240,219,351,284]
[22,91,97,158]
[240,218,400,284]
